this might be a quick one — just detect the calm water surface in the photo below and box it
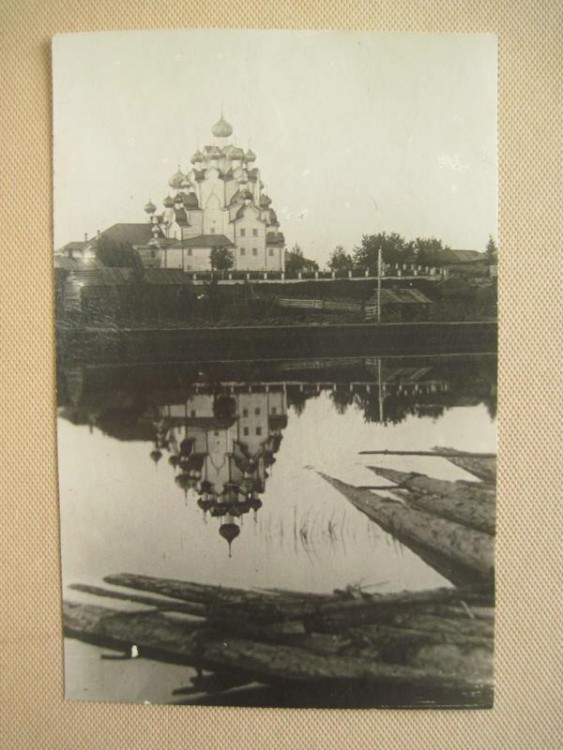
[58,353,496,702]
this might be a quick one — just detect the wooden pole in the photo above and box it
[358,449,496,459]
[377,244,382,323]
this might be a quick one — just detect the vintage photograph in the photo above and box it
[54,29,498,707]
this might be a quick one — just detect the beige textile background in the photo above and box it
[1,1,561,747]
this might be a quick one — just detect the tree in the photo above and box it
[285,244,318,274]
[352,232,407,271]
[485,236,498,264]
[210,246,234,275]
[95,237,144,279]
[327,245,353,274]
[407,237,450,266]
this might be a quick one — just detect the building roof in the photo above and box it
[440,249,485,264]
[54,256,103,271]
[58,240,87,255]
[266,231,285,246]
[366,288,434,305]
[169,234,235,249]
[98,223,155,247]
[67,268,133,286]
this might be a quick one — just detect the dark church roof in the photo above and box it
[169,234,235,249]
[54,256,102,271]
[98,223,155,247]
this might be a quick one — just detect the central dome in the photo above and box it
[212,114,233,138]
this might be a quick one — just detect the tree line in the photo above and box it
[94,233,498,276]
[325,234,498,274]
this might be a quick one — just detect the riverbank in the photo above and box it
[57,320,497,364]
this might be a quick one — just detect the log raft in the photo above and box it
[367,466,496,535]
[318,472,495,583]
[63,574,494,707]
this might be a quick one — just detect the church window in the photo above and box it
[210,227,215,234]
[252,228,258,237]
[240,228,246,237]
[271,407,277,415]
[255,407,261,415]
[243,427,249,436]
[242,408,248,417]
[240,248,246,256]
[252,248,257,256]
[190,410,196,417]
[256,427,262,436]
[187,248,192,256]
[268,248,274,257]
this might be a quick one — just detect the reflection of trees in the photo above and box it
[286,386,309,416]
[330,385,355,415]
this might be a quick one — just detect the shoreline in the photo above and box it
[57,320,497,364]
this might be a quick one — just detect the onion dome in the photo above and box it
[175,473,196,494]
[212,114,233,138]
[219,522,240,556]
[250,496,263,512]
[207,145,221,159]
[181,177,192,189]
[197,497,213,513]
[168,455,180,469]
[174,192,186,203]
[259,193,272,208]
[190,150,204,164]
[144,200,156,214]
[245,149,256,162]
[163,195,174,208]
[230,147,245,160]
[168,167,185,190]
[150,449,162,465]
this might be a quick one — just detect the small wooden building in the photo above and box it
[364,288,434,321]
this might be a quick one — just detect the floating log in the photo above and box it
[358,449,496,459]
[437,449,497,484]
[369,467,494,503]
[318,473,494,581]
[368,467,495,535]
[308,589,494,633]
[357,448,497,485]
[317,583,494,616]
[69,583,207,617]
[104,573,325,624]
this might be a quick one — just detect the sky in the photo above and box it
[53,29,497,264]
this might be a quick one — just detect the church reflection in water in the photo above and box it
[58,354,496,555]
[149,385,288,554]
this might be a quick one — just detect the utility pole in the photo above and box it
[377,244,382,323]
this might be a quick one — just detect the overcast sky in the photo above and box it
[53,30,497,262]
